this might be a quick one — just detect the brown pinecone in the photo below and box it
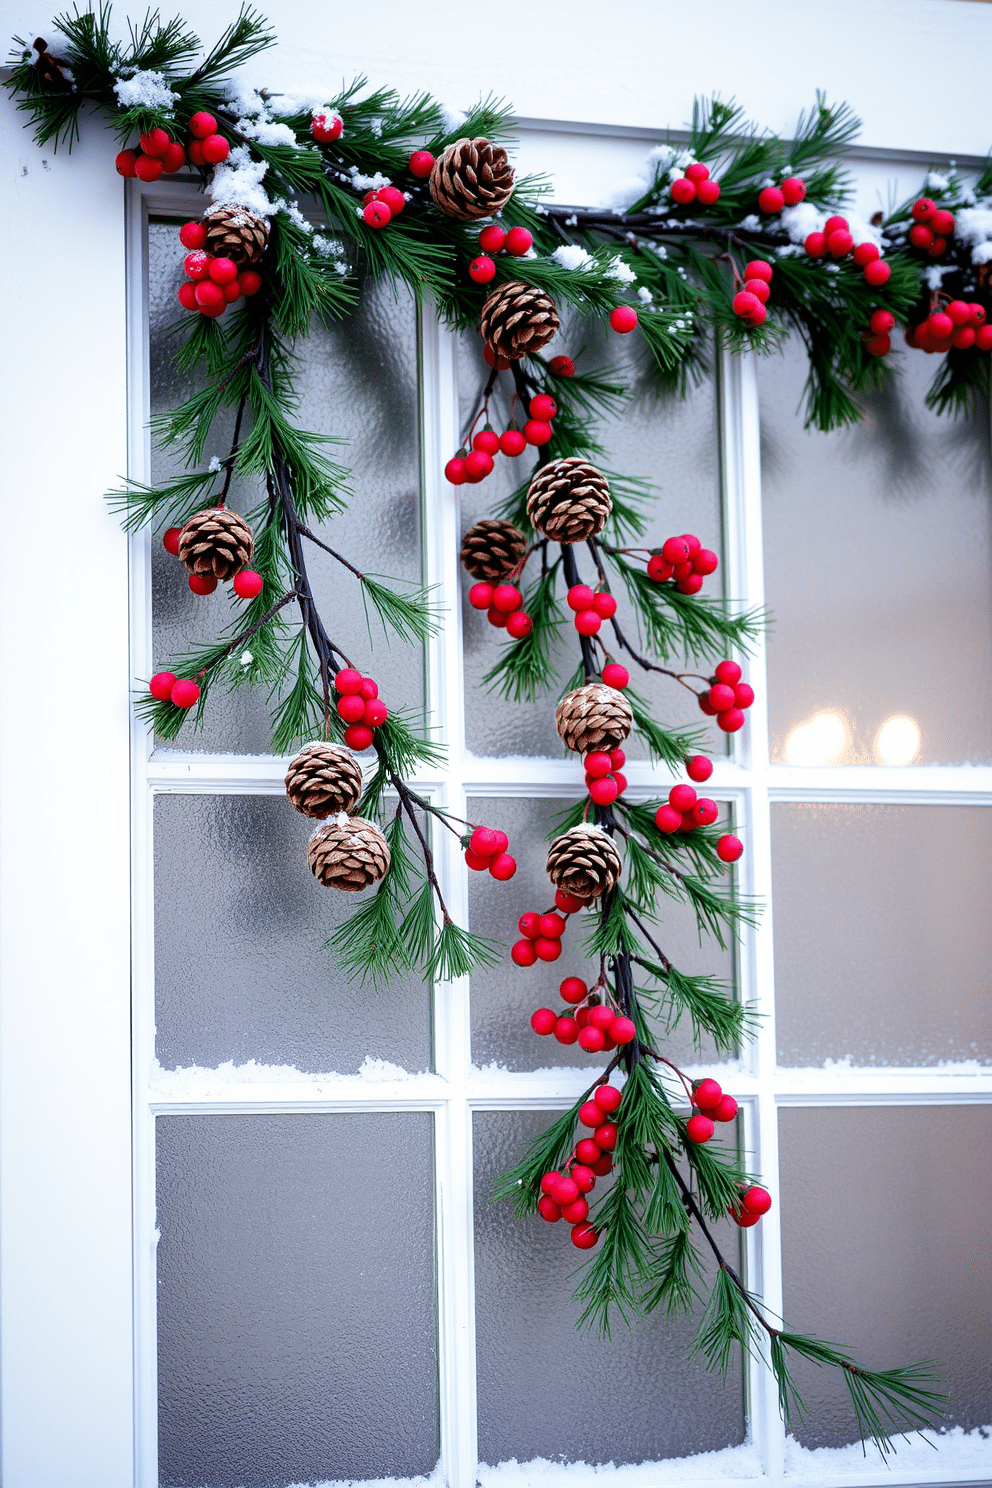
[178,507,255,582]
[479,281,559,361]
[556,683,634,755]
[429,138,515,221]
[202,205,269,265]
[547,825,623,902]
[459,519,528,581]
[307,815,391,891]
[527,458,612,544]
[285,743,363,820]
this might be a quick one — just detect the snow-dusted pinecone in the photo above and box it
[547,824,623,902]
[202,204,269,265]
[459,519,528,581]
[307,816,391,891]
[178,507,254,581]
[479,280,559,361]
[526,457,612,544]
[556,683,634,755]
[285,743,363,820]
[429,137,515,220]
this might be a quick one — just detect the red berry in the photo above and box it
[647,554,674,582]
[588,776,618,806]
[470,826,499,856]
[184,251,212,280]
[733,291,765,325]
[560,976,587,1004]
[758,185,785,214]
[953,326,976,350]
[677,573,703,595]
[469,255,496,284]
[465,449,494,480]
[220,280,241,304]
[698,692,719,717]
[912,198,935,223]
[685,162,710,183]
[468,582,494,611]
[491,830,509,851]
[870,309,895,335]
[337,694,366,723]
[575,1138,602,1165]
[162,527,182,556]
[742,1185,772,1216]
[804,232,826,259]
[853,240,880,267]
[718,707,746,733]
[909,224,935,250]
[571,1164,596,1193]
[489,851,517,881]
[681,533,701,555]
[376,186,405,216]
[591,591,617,619]
[189,572,218,594]
[548,355,575,376]
[864,260,891,287]
[208,257,238,286]
[609,748,625,770]
[579,1100,603,1128]
[579,1026,606,1051]
[537,913,565,939]
[540,1171,562,1197]
[686,1114,715,1144]
[714,661,741,686]
[593,1123,617,1151]
[187,140,206,166]
[512,939,538,967]
[610,305,638,333]
[492,583,522,613]
[931,208,955,236]
[744,278,770,304]
[363,199,391,228]
[827,228,854,257]
[464,849,491,871]
[592,1154,613,1176]
[601,663,629,689]
[929,312,953,340]
[445,456,467,485]
[672,560,694,582]
[732,1206,761,1228]
[686,754,713,783]
[554,1014,579,1043]
[363,699,388,727]
[115,149,138,177]
[945,299,970,327]
[654,804,682,834]
[575,1007,591,1029]
[670,177,696,205]
[499,427,526,456]
[170,678,200,709]
[504,226,533,256]
[531,1007,558,1036]
[478,223,506,253]
[575,609,601,636]
[661,535,690,566]
[780,176,806,206]
[693,1077,723,1111]
[734,682,755,708]
[514,912,539,940]
[534,937,562,962]
[713,1094,739,1122]
[134,155,163,183]
[149,671,177,701]
[588,1005,615,1032]
[696,179,721,205]
[408,149,434,178]
[334,668,363,695]
[669,783,697,813]
[571,1222,600,1250]
[483,343,512,370]
[161,141,186,173]
[978,325,992,350]
[553,1175,579,1206]
[524,419,553,446]
[139,128,170,158]
[187,112,217,140]
[473,429,500,456]
[537,1195,561,1222]
[343,723,374,750]
[231,271,259,300]
[565,587,593,614]
[823,215,849,235]
[506,610,533,639]
[561,1197,590,1223]
[232,569,263,599]
[594,1084,622,1113]
[679,812,698,834]
[612,1017,636,1045]
[691,798,719,827]
[717,834,744,863]
[527,395,556,423]
[555,890,584,913]
[969,303,986,327]
[201,134,230,164]
[358,679,378,702]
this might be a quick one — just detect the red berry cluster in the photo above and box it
[670,161,722,207]
[731,1184,772,1229]
[907,299,992,354]
[310,111,343,144]
[446,392,560,486]
[803,214,891,287]
[115,113,230,182]
[148,671,200,709]
[464,825,517,881]
[511,890,584,966]
[468,223,535,284]
[566,583,616,635]
[176,229,263,318]
[467,579,532,640]
[334,668,388,750]
[530,978,637,1052]
[583,747,628,807]
[732,258,773,329]
[906,197,955,259]
[684,1076,739,1141]
[359,183,407,230]
[757,175,808,214]
[698,659,753,733]
[162,525,263,598]
[646,532,718,595]
[538,1083,624,1248]
[653,755,744,863]
[864,308,895,357]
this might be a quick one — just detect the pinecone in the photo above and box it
[479,281,559,361]
[459,519,528,581]
[202,205,269,265]
[547,825,623,902]
[527,458,612,544]
[429,138,515,221]
[178,507,255,582]
[556,683,634,755]
[307,815,391,891]
[285,743,363,820]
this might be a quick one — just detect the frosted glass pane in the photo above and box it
[468,797,732,1071]
[460,325,723,759]
[771,803,992,1067]
[760,337,992,765]
[474,1109,745,1464]
[157,1112,437,1486]
[148,220,423,755]
[154,794,431,1073]
[779,1104,992,1448]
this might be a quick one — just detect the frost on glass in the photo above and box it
[474,1109,745,1465]
[157,1112,438,1487]
[148,220,424,755]
[771,802,992,1067]
[760,336,992,765]
[779,1104,992,1448]
[459,324,723,759]
[154,794,431,1074]
[468,796,732,1071]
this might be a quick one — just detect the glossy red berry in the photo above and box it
[200,134,230,164]
[469,255,496,284]
[571,1164,596,1193]
[929,312,954,340]
[537,912,565,939]
[978,325,992,350]
[909,224,935,250]
[531,1007,558,1036]
[685,162,710,183]
[537,1195,561,1222]
[575,1138,602,1166]
[732,1206,761,1229]
[744,278,770,305]
[713,1094,739,1122]
[408,149,434,177]
[134,155,164,183]
[601,663,629,689]
[115,149,138,177]
[478,223,506,253]
[162,527,182,556]
[524,395,554,422]
[686,1114,715,1144]
[742,1185,772,1216]
[654,804,683,834]
[184,250,212,281]
[465,450,494,481]
[472,429,500,458]
[781,176,806,206]
[548,355,575,376]
[560,976,587,1005]
[571,1221,600,1250]
[534,937,562,962]
[187,112,217,140]
[468,582,494,611]
[556,890,584,913]
[911,198,935,223]
[208,256,238,286]
[677,573,703,595]
[344,723,375,750]
[693,1077,723,1111]
[591,591,617,619]
[566,585,594,612]
[470,827,499,857]
[506,611,533,639]
[593,1123,617,1151]
[524,419,553,446]
[953,326,976,349]
[491,830,509,853]
[758,185,784,213]
[540,1171,562,1197]
[189,572,218,594]
[504,226,533,256]
[691,798,719,827]
[696,179,721,205]
[670,177,696,204]
[803,231,826,259]
[686,754,713,783]
[826,229,854,258]
[864,260,891,287]
[332,669,362,696]
[170,678,200,708]
[561,1197,590,1224]
[337,694,367,723]
[734,682,755,709]
[553,1014,579,1043]
[668,783,697,813]
[495,427,524,458]
[588,776,618,806]
[232,570,263,599]
[187,140,206,166]
[579,1100,603,1128]
[149,671,177,701]
[445,456,467,485]
[162,141,186,173]
[718,708,746,733]
[139,128,170,157]
[661,535,690,566]
[609,305,638,333]
[512,939,538,967]
[574,609,601,636]
[609,748,625,770]
[553,1175,579,1206]
[491,583,522,613]
[713,661,741,687]
[734,290,765,324]
[464,849,491,871]
[591,1154,612,1176]
[717,834,744,863]
[870,309,895,335]
[363,699,388,727]
[363,199,391,229]
[931,208,954,236]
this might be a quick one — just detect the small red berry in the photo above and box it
[742,1185,772,1216]
[188,112,218,140]
[555,890,584,913]
[592,1154,613,1176]
[612,771,628,795]
[163,527,182,556]
[489,852,516,881]
[977,325,992,351]
[363,700,388,728]
[686,754,713,783]
[537,1195,561,1222]
[161,141,186,173]
[670,177,696,205]
[334,668,363,695]
[375,186,405,215]
[139,128,170,158]
[578,1026,605,1052]
[732,1206,761,1228]
[593,1123,617,1151]
[734,682,755,709]
[473,428,500,456]
[864,260,891,287]
[579,1100,603,1128]
[610,305,638,334]
[696,179,721,205]
[524,419,553,446]
[464,849,491,871]
[189,572,218,594]
[187,140,206,166]
[929,312,954,340]
[445,456,467,485]
[540,1171,562,1197]
[567,584,595,612]
[594,1084,622,1113]
[478,223,506,253]
[552,1175,579,1206]
[468,582,493,610]
[504,226,533,256]
[470,826,499,856]
[548,355,575,376]
[686,1114,715,1144]
[714,660,741,686]
[149,671,177,701]
[931,208,955,236]
[337,694,366,724]
[601,663,629,689]
[469,255,496,284]
[201,134,230,164]
[499,427,526,456]
[911,198,935,223]
[574,609,601,636]
[647,554,674,582]
[232,570,263,599]
[588,776,618,806]
[571,1221,600,1250]
[506,610,533,639]
[718,707,746,733]
[953,327,976,350]
[677,573,703,595]
[852,240,880,267]
[780,177,806,205]
[592,591,617,618]
[909,224,935,250]
[717,834,744,863]
[184,251,212,281]
[363,199,391,229]
[733,291,766,326]
[669,783,697,812]
[343,723,374,750]
[115,149,138,177]
[571,1164,596,1193]
[575,1138,601,1165]
[561,1197,589,1224]
[359,676,378,698]
[529,393,557,420]
[512,939,538,967]
[487,605,509,628]
[661,536,690,566]
[693,1077,723,1110]
[208,256,238,286]
[758,186,785,214]
[585,752,612,779]
[691,798,719,827]
[685,162,710,183]
[560,976,587,1004]
[134,155,163,183]
[609,1016,634,1045]
[178,221,207,252]
[170,678,200,709]
[744,278,770,304]
[969,303,986,327]
[408,149,434,178]
[465,449,494,480]
[553,1014,579,1043]
[804,231,826,259]
[654,804,683,834]
[870,309,895,335]
[713,1094,739,1122]
[534,937,561,962]
[823,215,849,236]
[537,912,565,940]
[491,583,522,613]
[531,1008,558,1036]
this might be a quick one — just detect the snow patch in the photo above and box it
[221,76,267,117]
[780,202,825,243]
[477,1443,763,1486]
[926,170,950,191]
[550,244,596,272]
[348,165,391,193]
[207,455,222,473]
[207,144,272,218]
[237,116,299,149]
[607,255,637,285]
[955,205,992,264]
[113,69,178,110]
[285,1462,445,1488]
[268,89,336,117]
[440,104,467,135]
[148,1054,426,1096]
[784,1423,992,1477]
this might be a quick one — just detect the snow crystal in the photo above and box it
[207,455,222,473]
[926,170,950,191]
[780,202,825,243]
[565,214,578,227]
[783,1423,992,1478]
[239,651,253,668]
[954,204,992,264]
[207,145,272,217]
[148,1054,430,1095]
[637,286,653,304]
[273,197,313,233]
[925,264,951,289]
[607,255,637,285]
[267,89,334,117]
[550,244,596,272]
[599,175,651,212]
[113,69,178,110]
[348,165,391,192]
[477,1443,763,1487]
[238,117,299,149]
[221,75,266,117]
[440,103,467,135]
[312,233,344,258]
[846,210,882,249]
[284,1461,445,1488]
[739,214,761,232]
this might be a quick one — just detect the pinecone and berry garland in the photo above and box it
[459,519,528,580]
[479,281,560,361]
[546,824,623,902]
[201,205,270,265]
[285,743,363,819]
[428,138,515,220]
[307,815,391,891]
[556,682,634,755]
[177,507,255,582]
[526,458,612,544]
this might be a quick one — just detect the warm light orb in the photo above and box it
[784,711,848,766]
[875,714,920,766]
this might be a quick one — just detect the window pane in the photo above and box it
[474,1109,746,1465]
[460,326,723,759]
[760,337,992,765]
[468,797,733,1070]
[149,220,424,755]
[154,794,431,1074]
[157,1112,438,1486]
[771,803,992,1067]
[779,1104,992,1448]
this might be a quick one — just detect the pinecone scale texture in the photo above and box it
[479,280,559,361]
[527,458,612,544]
[285,743,363,819]
[308,816,391,891]
[202,205,269,265]
[429,138,515,221]
[459,519,528,581]
[178,507,254,582]
[556,683,634,755]
[547,825,623,902]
